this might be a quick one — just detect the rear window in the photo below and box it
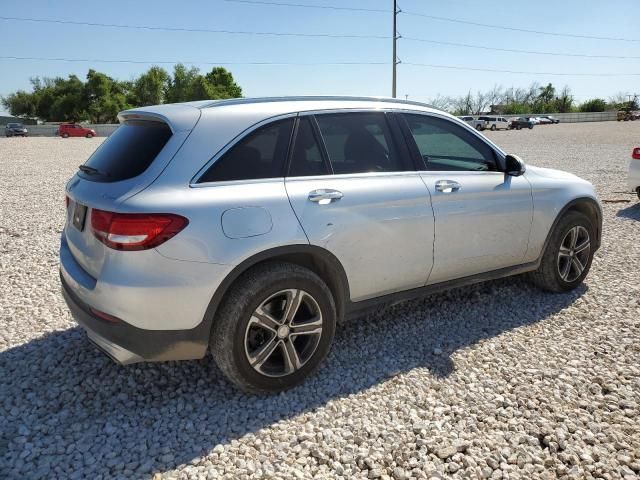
[79,120,172,182]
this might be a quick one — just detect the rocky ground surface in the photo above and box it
[1,122,639,479]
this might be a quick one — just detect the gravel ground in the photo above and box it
[1,122,639,480]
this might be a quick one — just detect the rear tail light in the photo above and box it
[632,147,640,160]
[90,209,188,251]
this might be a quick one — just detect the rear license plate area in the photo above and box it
[73,203,87,231]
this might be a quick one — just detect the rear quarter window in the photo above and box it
[79,120,172,183]
[197,118,294,183]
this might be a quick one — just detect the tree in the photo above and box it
[1,90,38,118]
[553,86,574,113]
[427,94,452,111]
[84,70,131,123]
[204,67,242,98]
[166,64,243,102]
[579,98,608,112]
[166,64,200,103]
[470,90,490,115]
[2,64,243,122]
[450,91,473,115]
[133,66,169,106]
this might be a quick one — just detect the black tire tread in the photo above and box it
[528,211,594,292]
[210,261,335,393]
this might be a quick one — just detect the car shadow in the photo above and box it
[1,277,585,478]
[616,202,640,220]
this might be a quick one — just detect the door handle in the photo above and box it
[308,189,343,203]
[435,180,461,193]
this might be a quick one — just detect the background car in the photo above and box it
[478,116,510,131]
[629,147,640,200]
[4,123,28,137]
[458,115,487,130]
[525,117,541,125]
[57,123,97,138]
[509,117,534,130]
[539,115,560,124]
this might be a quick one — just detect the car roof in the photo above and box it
[120,96,451,133]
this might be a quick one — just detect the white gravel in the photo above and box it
[1,123,639,480]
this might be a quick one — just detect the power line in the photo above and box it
[401,37,640,60]
[1,55,638,77]
[400,10,640,43]
[403,62,640,76]
[0,15,387,39]
[0,55,387,66]
[223,0,640,42]
[223,0,388,13]
[1,16,636,60]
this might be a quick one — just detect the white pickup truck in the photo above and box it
[458,116,487,131]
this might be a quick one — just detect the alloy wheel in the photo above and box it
[244,289,323,377]
[557,225,590,283]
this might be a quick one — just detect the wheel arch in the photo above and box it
[202,245,350,338]
[543,197,602,256]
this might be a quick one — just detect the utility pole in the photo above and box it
[392,0,398,98]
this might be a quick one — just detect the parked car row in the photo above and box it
[458,115,561,131]
[4,123,100,138]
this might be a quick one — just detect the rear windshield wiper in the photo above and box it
[78,165,109,177]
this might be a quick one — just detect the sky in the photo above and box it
[1,0,639,115]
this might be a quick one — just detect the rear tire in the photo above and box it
[491,124,497,131]
[210,262,337,393]
[62,133,69,138]
[528,211,595,292]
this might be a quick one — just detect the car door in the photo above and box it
[285,112,435,302]
[399,112,533,285]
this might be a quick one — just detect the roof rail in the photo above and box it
[201,96,437,110]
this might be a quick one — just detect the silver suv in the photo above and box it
[61,97,602,392]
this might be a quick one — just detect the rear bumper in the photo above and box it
[61,272,210,363]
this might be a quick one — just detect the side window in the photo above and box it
[402,114,498,172]
[288,117,330,177]
[315,112,405,174]
[198,118,293,183]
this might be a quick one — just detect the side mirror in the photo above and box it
[505,154,526,176]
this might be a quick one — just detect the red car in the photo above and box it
[57,123,97,138]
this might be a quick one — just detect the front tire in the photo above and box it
[528,211,595,292]
[86,133,93,138]
[210,262,337,393]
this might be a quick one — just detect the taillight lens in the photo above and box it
[91,209,188,251]
[632,147,640,160]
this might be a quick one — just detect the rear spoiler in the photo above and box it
[118,103,202,133]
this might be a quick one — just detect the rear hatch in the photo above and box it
[64,104,201,280]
